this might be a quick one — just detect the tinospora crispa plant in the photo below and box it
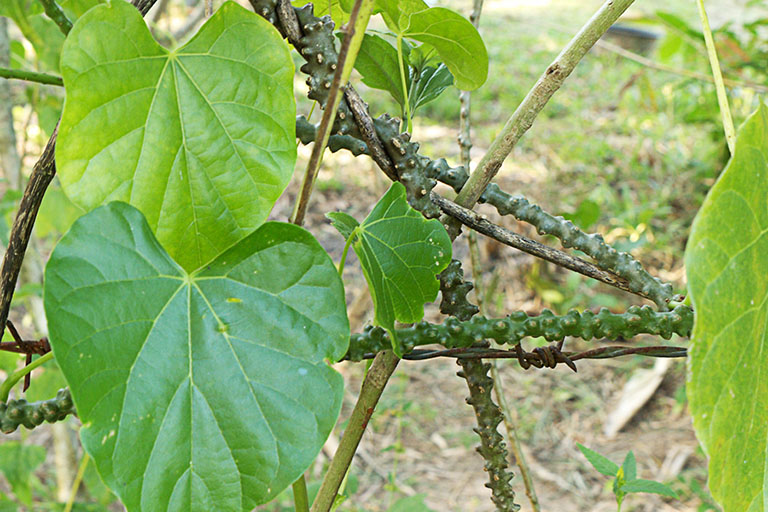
[1,0,762,510]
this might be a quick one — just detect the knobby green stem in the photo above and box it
[311,350,399,512]
[292,474,310,512]
[290,0,376,225]
[452,0,637,219]
[696,0,735,154]
[396,35,412,134]
[0,66,63,87]
[37,0,72,35]
[0,351,53,402]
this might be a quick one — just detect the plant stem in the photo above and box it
[37,0,72,35]
[63,452,89,512]
[338,229,357,276]
[695,0,735,154]
[0,351,53,402]
[290,0,376,225]
[451,0,636,216]
[292,474,310,512]
[311,350,399,512]
[0,66,63,87]
[593,38,768,95]
[431,193,656,303]
[396,35,412,134]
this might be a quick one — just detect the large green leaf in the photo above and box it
[328,183,451,355]
[44,202,349,511]
[402,7,487,91]
[685,104,768,512]
[56,1,296,271]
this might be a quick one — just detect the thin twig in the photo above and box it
[594,38,768,94]
[0,66,63,87]
[344,87,398,181]
[311,350,399,512]
[37,0,73,35]
[431,193,654,303]
[696,0,736,153]
[451,0,637,219]
[290,0,375,225]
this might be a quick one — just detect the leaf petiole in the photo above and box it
[338,227,359,276]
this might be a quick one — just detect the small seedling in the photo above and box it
[577,444,677,511]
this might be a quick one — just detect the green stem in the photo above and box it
[63,452,89,512]
[37,0,73,35]
[0,351,53,402]
[451,0,637,221]
[695,0,736,154]
[0,66,63,87]
[311,350,399,512]
[396,35,412,134]
[338,228,357,276]
[292,474,310,512]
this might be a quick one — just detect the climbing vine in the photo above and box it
[0,0,763,511]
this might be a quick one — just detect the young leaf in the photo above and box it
[56,1,296,271]
[329,183,452,355]
[577,444,620,478]
[402,7,488,91]
[410,64,454,113]
[620,479,678,498]
[621,451,637,482]
[685,103,768,511]
[44,202,350,511]
[327,211,359,241]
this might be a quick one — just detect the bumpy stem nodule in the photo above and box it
[346,305,694,361]
[0,388,74,434]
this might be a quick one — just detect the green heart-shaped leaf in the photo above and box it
[685,104,768,511]
[44,202,349,511]
[56,1,296,271]
[403,7,487,91]
[328,183,451,355]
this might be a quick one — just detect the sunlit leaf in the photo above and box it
[56,1,296,271]
[402,7,487,91]
[685,104,768,511]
